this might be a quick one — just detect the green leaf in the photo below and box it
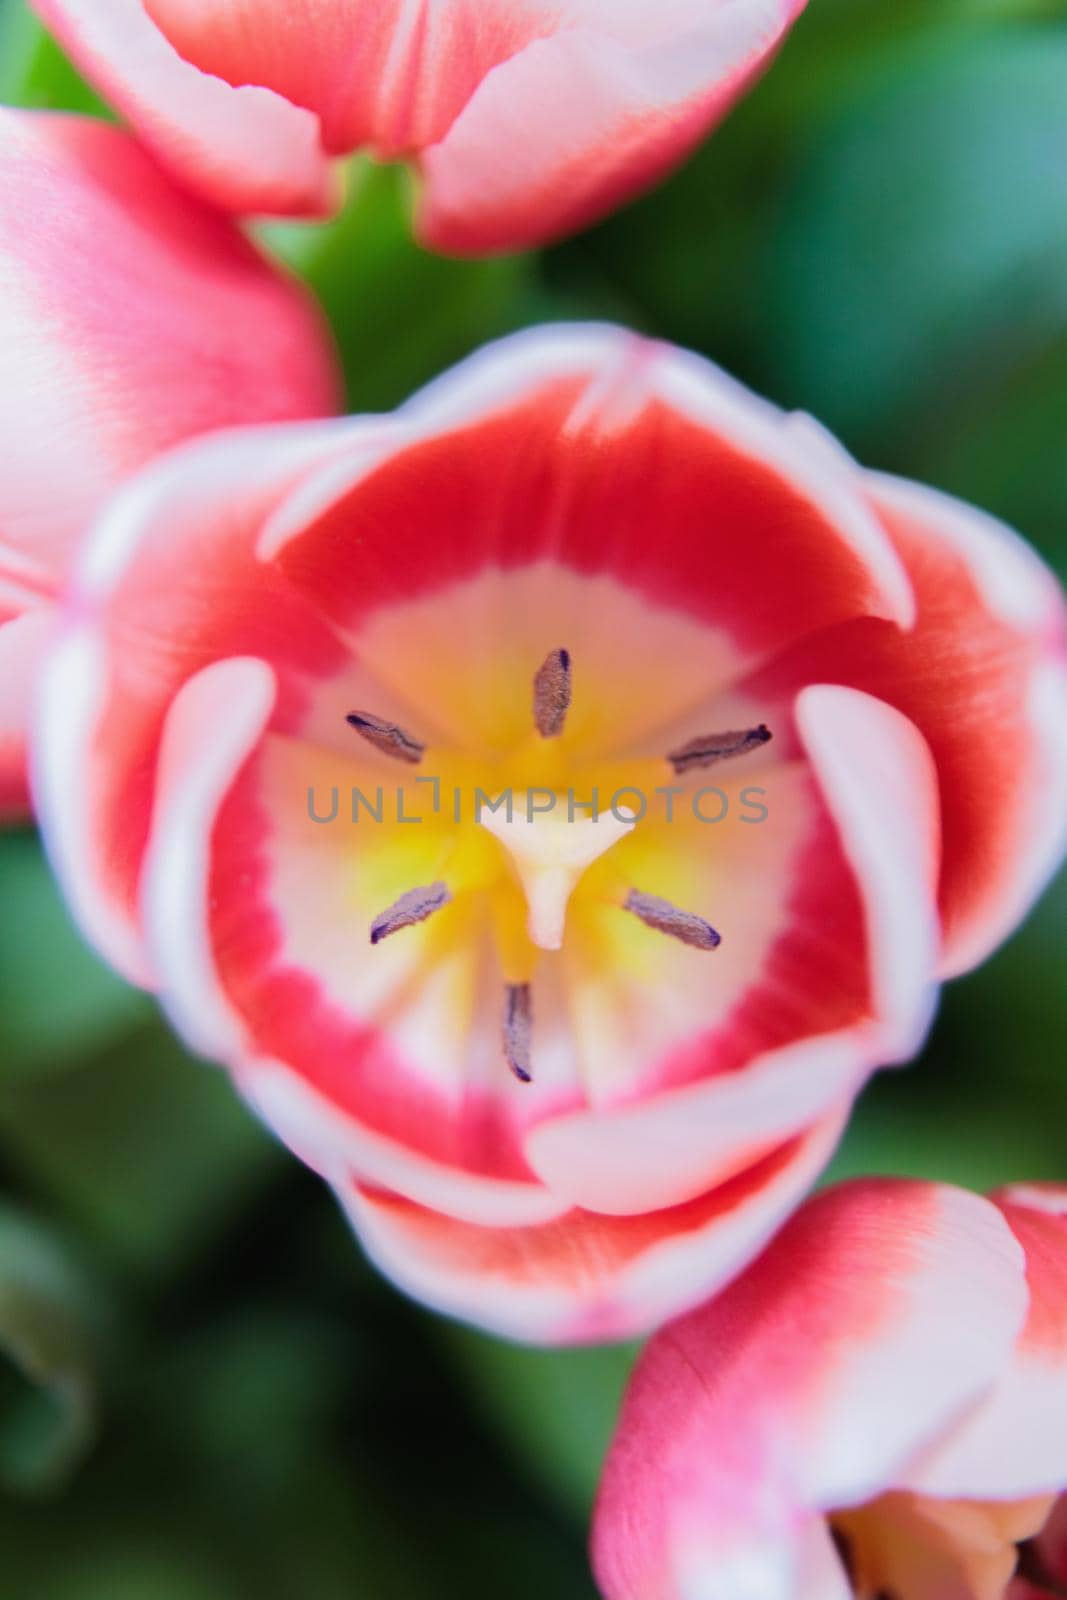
[0,831,153,1084]
[0,1205,99,1493]
[259,160,534,412]
[764,27,1067,476]
[829,867,1067,1192]
[0,0,110,114]
[0,1022,280,1276]
[443,1326,637,1519]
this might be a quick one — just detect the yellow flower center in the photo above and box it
[345,645,766,1081]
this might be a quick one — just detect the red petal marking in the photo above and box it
[742,472,1067,978]
[143,0,554,156]
[268,337,912,669]
[35,425,355,978]
[342,1120,843,1344]
[208,754,538,1183]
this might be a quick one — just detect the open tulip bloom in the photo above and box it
[0,107,339,817]
[30,0,807,253]
[32,325,1067,1343]
[593,1178,1067,1600]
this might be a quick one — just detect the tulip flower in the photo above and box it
[32,326,1067,1342]
[593,1178,1067,1600]
[31,0,808,253]
[0,108,339,818]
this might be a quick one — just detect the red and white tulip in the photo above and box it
[0,108,339,817]
[31,0,808,253]
[32,326,1067,1341]
[593,1179,1067,1600]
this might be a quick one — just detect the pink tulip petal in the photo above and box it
[3,108,338,819]
[33,422,361,980]
[31,0,333,215]
[266,327,914,666]
[743,465,1067,981]
[0,609,54,819]
[144,0,557,157]
[0,112,338,581]
[140,655,278,1056]
[418,3,806,254]
[122,0,803,245]
[527,685,939,1215]
[339,1113,844,1345]
[905,1186,1067,1502]
[238,1056,568,1229]
[592,1181,1028,1600]
[867,474,1067,977]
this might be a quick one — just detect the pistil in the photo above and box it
[479,798,636,950]
[667,723,771,774]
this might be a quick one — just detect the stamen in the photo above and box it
[667,723,771,775]
[533,648,572,738]
[625,889,721,950]
[370,882,450,944]
[347,710,425,765]
[503,982,533,1082]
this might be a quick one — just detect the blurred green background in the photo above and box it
[2,0,1067,1593]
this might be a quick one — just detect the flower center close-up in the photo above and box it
[275,550,798,1118]
[344,639,770,1083]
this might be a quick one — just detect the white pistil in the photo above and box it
[479,796,636,950]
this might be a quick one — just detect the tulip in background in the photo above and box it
[593,1178,1067,1600]
[31,324,1067,1343]
[0,106,340,817]
[30,0,808,253]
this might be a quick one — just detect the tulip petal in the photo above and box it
[30,0,333,215]
[34,0,808,247]
[526,686,939,1215]
[742,464,1067,979]
[867,474,1067,977]
[905,1185,1067,1502]
[592,1181,1027,1600]
[0,610,53,820]
[339,1114,845,1345]
[267,326,915,669]
[418,2,806,254]
[3,108,338,819]
[33,422,361,981]
[238,1056,568,1229]
[0,111,338,581]
[794,684,941,1033]
[140,656,278,1059]
[143,0,554,157]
